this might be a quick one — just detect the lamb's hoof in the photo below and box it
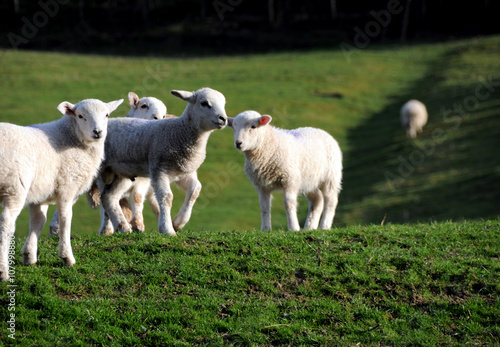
[159,227,177,237]
[132,221,146,234]
[99,228,114,236]
[22,252,38,266]
[49,226,59,237]
[60,256,76,267]
[0,271,9,282]
[116,222,132,234]
[172,217,187,231]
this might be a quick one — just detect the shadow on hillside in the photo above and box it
[337,43,500,226]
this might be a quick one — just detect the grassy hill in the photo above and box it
[339,38,500,225]
[0,221,498,345]
[0,35,499,345]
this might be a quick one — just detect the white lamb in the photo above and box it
[100,92,173,234]
[400,99,428,138]
[227,110,342,231]
[97,92,174,235]
[48,92,173,236]
[98,87,227,236]
[126,91,169,120]
[0,98,123,281]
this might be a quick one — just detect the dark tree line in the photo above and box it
[1,0,499,54]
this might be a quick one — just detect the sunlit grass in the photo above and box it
[1,220,498,345]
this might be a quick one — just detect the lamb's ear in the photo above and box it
[227,117,234,128]
[128,92,140,107]
[171,90,196,103]
[107,99,124,114]
[57,101,76,117]
[259,115,272,126]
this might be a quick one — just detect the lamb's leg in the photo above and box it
[304,189,324,230]
[22,204,49,265]
[318,185,339,230]
[0,197,24,282]
[172,173,202,231]
[283,189,300,231]
[49,209,60,236]
[119,197,133,223]
[151,172,176,236]
[129,179,150,233]
[258,188,272,231]
[98,205,114,236]
[49,197,80,236]
[146,187,160,219]
[101,176,133,233]
[57,200,76,267]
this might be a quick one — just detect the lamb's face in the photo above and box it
[128,93,168,120]
[58,99,123,144]
[228,110,272,152]
[171,88,227,131]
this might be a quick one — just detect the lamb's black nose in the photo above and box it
[93,129,103,138]
[235,141,242,149]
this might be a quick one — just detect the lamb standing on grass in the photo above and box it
[99,87,227,236]
[97,92,173,235]
[400,99,428,138]
[48,92,173,235]
[100,92,173,234]
[227,110,342,231]
[0,98,123,281]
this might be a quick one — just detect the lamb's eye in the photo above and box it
[250,125,256,129]
[200,100,211,108]
[141,104,148,109]
[105,114,109,118]
[78,115,84,119]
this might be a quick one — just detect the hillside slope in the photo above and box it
[339,36,500,225]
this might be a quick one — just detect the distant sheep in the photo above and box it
[401,99,428,138]
[0,98,123,281]
[99,87,227,236]
[227,110,342,231]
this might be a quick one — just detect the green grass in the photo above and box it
[1,220,499,345]
[0,36,500,345]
